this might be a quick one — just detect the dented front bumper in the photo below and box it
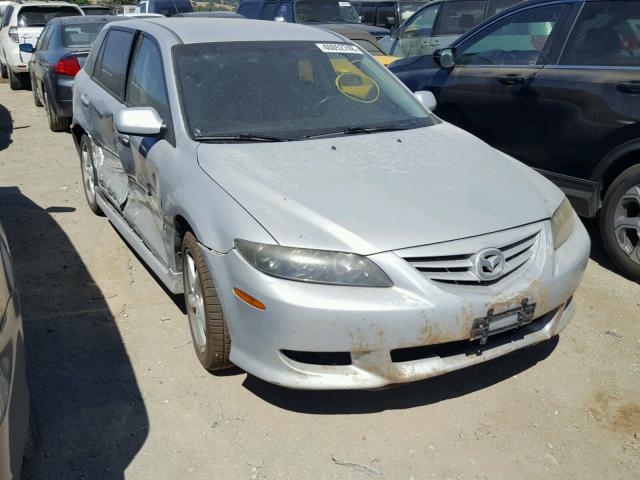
[205,219,590,389]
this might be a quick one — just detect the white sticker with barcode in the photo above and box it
[316,43,362,54]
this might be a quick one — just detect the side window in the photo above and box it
[275,2,292,21]
[126,36,170,124]
[402,5,440,38]
[237,2,260,18]
[2,6,13,28]
[560,1,640,67]
[434,0,486,36]
[95,29,135,99]
[375,5,395,28]
[36,24,52,51]
[487,0,521,17]
[85,29,107,76]
[261,2,277,19]
[360,5,375,24]
[457,4,565,66]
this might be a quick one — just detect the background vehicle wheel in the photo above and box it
[8,68,23,90]
[31,78,42,107]
[79,134,104,216]
[182,232,231,371]
[22,407,40,464]
[0,61,7,79]
[44,90,70,132]
[600,164,640,282]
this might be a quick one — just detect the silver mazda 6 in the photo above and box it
[71,18,590,389]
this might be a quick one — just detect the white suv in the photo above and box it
[0,1,82,89]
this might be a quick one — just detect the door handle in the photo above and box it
[80,94,90,107]
[115,132,130,146]
[498,75,524,86]
[616,82,640,95]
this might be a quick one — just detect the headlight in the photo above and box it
[234,240,393,287]
[551,197,576,250]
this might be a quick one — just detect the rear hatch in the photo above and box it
[16,6,82,62]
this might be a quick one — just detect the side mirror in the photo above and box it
[274,16,285,22]
[433,48,455,69]
[415,90,437,111]
[19,43,34,53]
[114,107,164,136]
[390,26,399,39]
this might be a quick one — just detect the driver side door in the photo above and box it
[435,3,569,157]
[394,3,441,57]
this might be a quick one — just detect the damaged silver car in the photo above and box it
[72,18,590,389]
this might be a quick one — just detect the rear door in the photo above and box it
[118,34,175,265]
[83,27,136,209]
[434,2,568,157]
[519,0,640,193]
[30,21,53,95]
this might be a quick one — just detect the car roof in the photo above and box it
[113,18,345,44]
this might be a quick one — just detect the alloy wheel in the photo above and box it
[184,251,207,352]
[614,184,640,264]
[81,141,96,203]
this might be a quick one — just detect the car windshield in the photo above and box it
[61,22,108,48]
[17,6,81,27]
[174,41,433,140]
[294,0,361,24]
[400,2,427,21]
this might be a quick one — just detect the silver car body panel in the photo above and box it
[72,18,590,389]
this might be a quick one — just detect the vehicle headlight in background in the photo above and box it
[235,240,393,287]
[551,197,576,250]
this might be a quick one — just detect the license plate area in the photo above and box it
[471,299,536,345]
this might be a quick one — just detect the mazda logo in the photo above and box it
[473,248,505,281]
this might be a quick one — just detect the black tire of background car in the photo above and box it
[8,68,23,90]
[44,89,70,132]
[0,61,7,79]
[600,164,640,282]
[79,134,104,216]
[31,77,42,107]
[182,232,231,371]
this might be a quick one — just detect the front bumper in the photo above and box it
[204,219,590,389]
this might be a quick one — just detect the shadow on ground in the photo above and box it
[0,186,148,479]
[243,336,558,414]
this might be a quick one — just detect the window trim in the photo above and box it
[453,1,571,68]
[124,31,175,146]
[91,26,137,103]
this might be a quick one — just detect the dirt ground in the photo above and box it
[0,83,639,480]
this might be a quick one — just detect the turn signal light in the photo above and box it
[9,27,18,43]
[55,57,80,77]
[233,288,266,311]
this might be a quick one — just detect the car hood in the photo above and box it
[197,123,563,255]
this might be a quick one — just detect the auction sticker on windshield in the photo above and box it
[316,43,363,54]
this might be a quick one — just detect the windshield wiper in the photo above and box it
[195,134,297,143]
[343,125,412,135]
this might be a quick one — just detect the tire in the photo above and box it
[22,408,40,463]
[0,61,7,79]
[600,164,640,282]
[79,134,104,216]
[182,232,231,371]
[44,89,70,132]
[32,78,42,107]
[8,68,23,90]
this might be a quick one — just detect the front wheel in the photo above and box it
[79,134,103,216]
[182,232,231,371]
[600,164,640,282]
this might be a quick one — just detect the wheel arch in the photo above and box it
[591,140,640,204]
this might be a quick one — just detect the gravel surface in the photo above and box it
[1,83,639,480]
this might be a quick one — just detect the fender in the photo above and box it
[590,138,640,184]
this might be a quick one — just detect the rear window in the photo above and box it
[435,0,486,35]
[95,29,135,98]
[62,22,108,48]
[83,7,112,16]
[16,6,81,27]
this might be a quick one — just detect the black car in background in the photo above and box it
[24,16,120,132]
[390,0,640,281]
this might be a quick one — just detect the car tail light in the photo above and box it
[9,27,19,43]
[55,57,80,77]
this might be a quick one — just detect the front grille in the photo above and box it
[401,231,540,286]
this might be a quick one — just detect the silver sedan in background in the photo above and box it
[71,18,590,389]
